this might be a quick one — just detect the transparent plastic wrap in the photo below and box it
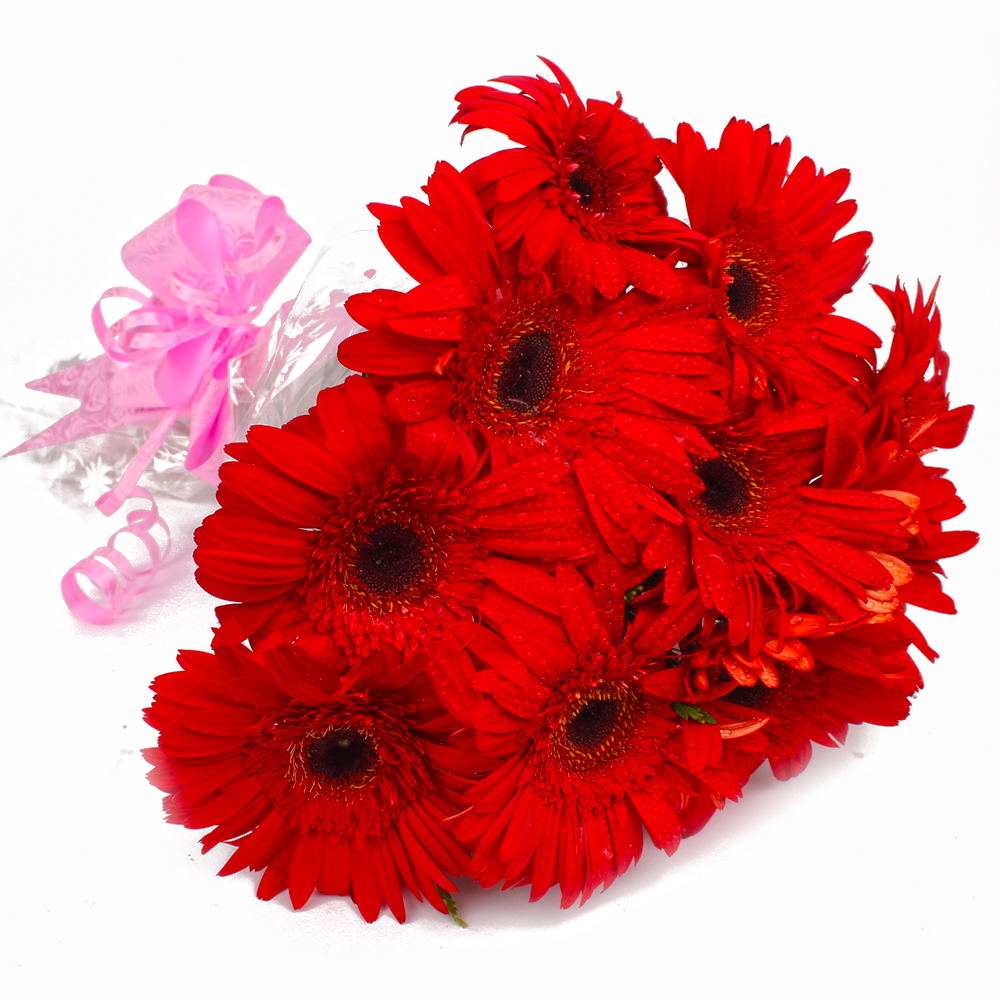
[232,230,411,435]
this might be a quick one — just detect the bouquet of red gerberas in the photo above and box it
[143,59,976,923]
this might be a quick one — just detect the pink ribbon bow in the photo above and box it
[7,175,311,621]
[8,174,310,511]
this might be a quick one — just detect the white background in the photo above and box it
[1,2,996,997]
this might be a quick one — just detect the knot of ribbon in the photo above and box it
[92,182,309,514]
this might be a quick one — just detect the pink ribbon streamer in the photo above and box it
[60,489,170,625]
[7,175,311,623]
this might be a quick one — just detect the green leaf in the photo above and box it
[671,702,717,725]
[436,886,468,928]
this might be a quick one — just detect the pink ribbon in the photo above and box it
[60,489,170,625]
[9,175,310,509]
[7,175,311,622]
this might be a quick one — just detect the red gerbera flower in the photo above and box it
[870,280,974,455]
[813,282,977,615]
[895,476,977,616]
[342,162,730,563]
[648,421,922,653]
[796,281,973,498]
[143,642,486,922]
[194,375,595,660]
[423,562,755,907]
[816,446,977,620]
[665,607,923,780]
[453,58,699,303]
[660,118,878,401]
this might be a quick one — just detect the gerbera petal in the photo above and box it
[317,837,352,896]
[580,812,616,902]
[500,622,574,683]
[464,628,530,686]
[369,205,447,284]
[618,245,682,297]
[555,562,603,655]
[632,590,705,655]
[287,829,325,910]
[477,582,565,640]
[387,308,465,341]
[338,329,441,376]
[620,371,730,422]
[495,164,557,201]
[480,556,560,614]
[523,207,569,263]
[627,790,683,853]
[349,838,384,923]
[588,241,628,300]
[396,274,474,312]
[369,837,406,923]
[343,287,405,331]
[219,462,328,527]
[195,512,312,553]
[591,556,625,644]
[385,380,455,423]
[194,549,309,585]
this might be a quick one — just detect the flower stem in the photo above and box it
[436,887,468,928]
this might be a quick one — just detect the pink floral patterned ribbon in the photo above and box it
[7,175,311,621]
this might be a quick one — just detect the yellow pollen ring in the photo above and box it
[724,250,779,334]
[551,685,638,772]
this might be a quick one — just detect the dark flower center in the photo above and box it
[695,459,750,518]
[567,168,594,208]
[564,697,618,750]
[564,142,615,214]
[726,262,759,322]
[496,332,558,414]
[721,680,768,708]
[306,728,378,781]
[353,523,425,594]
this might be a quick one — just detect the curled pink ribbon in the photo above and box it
[60,489,170,625]
[7,175,311,621]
